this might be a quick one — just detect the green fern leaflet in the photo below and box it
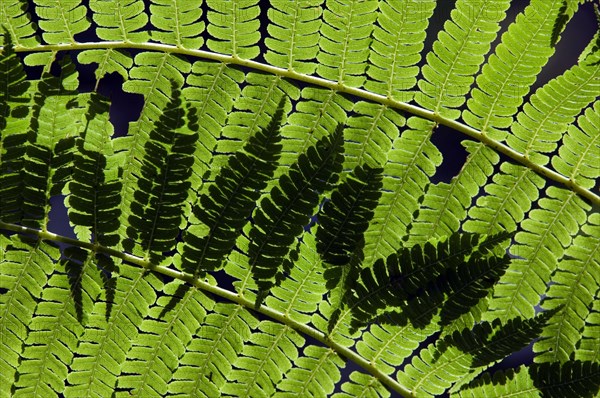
[0,0,599,397]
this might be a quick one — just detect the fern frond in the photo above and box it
[68,92,121,245]
[124,84,198,262]
[529,361,600,398]
[22,58,82,230]
[464,163,546,235]
[275,345,344,398]
[534,211,600,363]
[362,117,442,264]
[265,0,322,74]
[0,1,38,48]
[316,164,382,268]
[250,124,343,294]
[366,0,435,100]
[399,311,553,397]
[506,48,600,166]
[263,232,328,325]
[463,0,571,138]
[417,0,511,118]
[316,0,377,87]
[333,371,390,398]
[455,365,539,398]
[89,0,149,42]
[33,0,90,44]
[412,0,572,243]
[409,142,500,244]
[458,361,600,398]
[463,46,598,237]
[0,34,31,224]
[0,237,59,397]
[182,61,243,198]
[206,0,260,59]
[348,233,510,330]
[223,321,304,397]
[576,283,599,362]
[552,101,599,190]
[180,99,285,275]
[114,52,191,244]
[150,0,204,49]
[77,49,133,85]
[213,73,297,171]
[65,263,161,397]
[168,303,258,397]
[13,247,101,397]
[343,102,404,169]
[117,280,212,396]
[279,87,351,169]
[486,186,591,322]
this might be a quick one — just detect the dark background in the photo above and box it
[20,0,597,396]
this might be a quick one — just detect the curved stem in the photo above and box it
[3,41,599,206]
[0,220,415,397]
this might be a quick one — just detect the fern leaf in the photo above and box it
[213,73,297,171]
[275,345,344,398]
[530,361,600,398]
[89,0,149,42]
[22,59,82,230]
[412,0,569,243]
[65,264,161,397]
[458,361,600,398]
[180,99,285,275]
[506,47,600,166]
[455,365,540,398]
[13,247,101,397]
[0,2,38,47]
[223,321,304,397]
[366,0,435,100]
[206,0,260,59]
[0,34,31,224]
[316,164,382,268]
[417,0,511,118]
[409,142,500,244]
[168,303,258,397]
[349,233,510,330]
[115,52,191,244]
[463,0,572,138]
[150,0,204,49]
[117,280,212,396]
[464,51,598,236]
[182,61,244,200]
[33,0,90,44]
[0,237,59,397]
[343,102,404,169]
[250,124,343,294]
[263,232,329,325]
[358,321,440,377]
[576,284,599,362]
[124,84,198,262]
[265,0,322,74]
[399,311,553,397]
[362,117,442,264]
[279,87,351,169]
[68,93,121,246]
[552,101,600,189]
[316,0,377,87]
[486,187,591,322]
[333,372,390,398]
[464,163,546,235]
[77,49,133,85]
[534,212,600,362]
